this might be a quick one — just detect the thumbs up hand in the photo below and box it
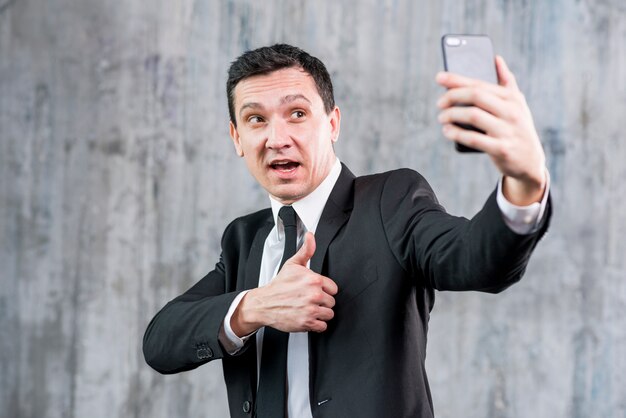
[285,231,317,268]
[230,232,339,336]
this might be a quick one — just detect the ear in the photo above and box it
[329,106,341,144]
[229,121,244,157]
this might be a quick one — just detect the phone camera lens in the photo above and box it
[445,37,461,47]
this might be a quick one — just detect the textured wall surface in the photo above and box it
[1,0,625,417]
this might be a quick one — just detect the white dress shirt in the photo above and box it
[219,158,549,417]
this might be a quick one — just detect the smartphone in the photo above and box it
[441,34,498,153]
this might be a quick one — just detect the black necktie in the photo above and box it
[255,206,298,417]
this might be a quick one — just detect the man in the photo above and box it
[143,44,550,418]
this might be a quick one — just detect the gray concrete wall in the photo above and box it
[1,0,624,417]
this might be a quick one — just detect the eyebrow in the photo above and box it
[239,102,263,117]
[280,94,312,105]
[238,94,312,117]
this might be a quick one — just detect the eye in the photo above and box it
[247,115,265,124]
[290,110,306,120]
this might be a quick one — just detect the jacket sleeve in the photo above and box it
[380,169,551,293]
[142,224,242,374]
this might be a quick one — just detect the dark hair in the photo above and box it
[226,44,335,126]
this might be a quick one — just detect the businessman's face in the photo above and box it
[229,67,341,205]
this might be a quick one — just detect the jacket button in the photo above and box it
[196,346,213,360]
[242,400,251,413]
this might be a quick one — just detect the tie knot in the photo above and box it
[278,205,297,228]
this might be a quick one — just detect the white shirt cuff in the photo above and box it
[496,169,550,235]
[218,290,255,355]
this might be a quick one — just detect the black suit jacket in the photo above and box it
[143,164,551,418]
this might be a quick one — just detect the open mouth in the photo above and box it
[269,160,300,172]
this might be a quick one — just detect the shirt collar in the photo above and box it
[270,158,342,237]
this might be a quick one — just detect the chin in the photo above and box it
[270,186,307,204]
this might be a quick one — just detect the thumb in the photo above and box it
[496,55,519,90]
[287,232,316,267]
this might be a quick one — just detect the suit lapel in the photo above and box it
[244,218,273,290]
[308,164,355,409]
[240,216,272,402]
[244,219,274,290]
[310,164,355,274]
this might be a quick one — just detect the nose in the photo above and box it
[265,119,292,150]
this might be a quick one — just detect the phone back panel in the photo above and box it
[441,34,497,84]
[441,34,497,152]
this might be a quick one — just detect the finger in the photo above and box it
[321,277,338,296]
[437,87,509,119]
[495,55,519,90]
[308,320,329,333]
[438,106,508,136]
[306,308,335,332]
[288,232,316,267]
[436,71,503,95]
[315,306,335,322]
[314,291,335,309]
[441,123,501,155]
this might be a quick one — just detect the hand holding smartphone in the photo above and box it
[441,34,498,152]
